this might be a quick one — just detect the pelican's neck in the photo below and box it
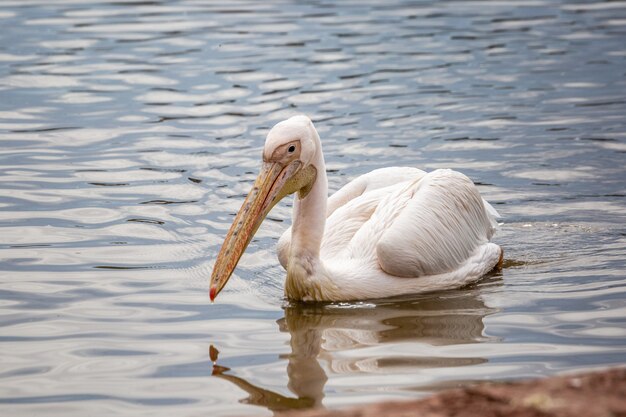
[290,138,328,266]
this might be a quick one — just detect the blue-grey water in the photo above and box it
[1,1,625,416]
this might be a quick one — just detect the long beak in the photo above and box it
[210,161,300,301]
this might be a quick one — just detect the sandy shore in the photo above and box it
[274,368,626,417]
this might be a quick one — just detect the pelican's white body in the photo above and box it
[272,117,502,302]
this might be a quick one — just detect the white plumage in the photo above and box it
[210,115,502,302]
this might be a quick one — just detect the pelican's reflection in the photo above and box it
[211,285,498,414]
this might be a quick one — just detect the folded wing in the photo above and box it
[376,169,497,277]
[278,167,426,268]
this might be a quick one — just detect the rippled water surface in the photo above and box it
[1,1,626,416]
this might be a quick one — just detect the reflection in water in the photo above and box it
[211,361,315,413]
[211,286,497,413]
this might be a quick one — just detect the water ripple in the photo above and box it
[1,0,625,416]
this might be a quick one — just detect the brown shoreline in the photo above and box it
[274,368,626,417]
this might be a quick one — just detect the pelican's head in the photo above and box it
[209,115,319,301]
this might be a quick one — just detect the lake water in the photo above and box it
[1,1,625,416]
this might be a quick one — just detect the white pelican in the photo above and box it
[210,115,503,302]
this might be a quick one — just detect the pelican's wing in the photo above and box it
[374,169,497,277]
[326,167,426,217]
[278,167,425,268]
[319,167,427,261]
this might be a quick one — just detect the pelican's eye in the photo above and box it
[288,145,296,153]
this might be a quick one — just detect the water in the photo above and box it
[1,0,625,415]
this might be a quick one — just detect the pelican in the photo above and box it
[210,115,502,302]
